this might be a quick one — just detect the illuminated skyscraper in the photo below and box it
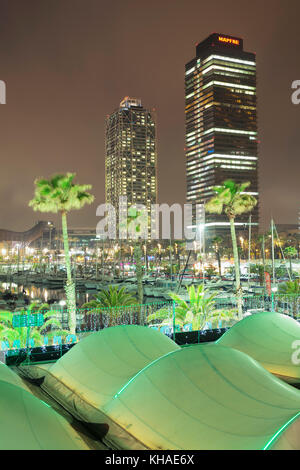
[185,33,259,237]
[105,97,157,237]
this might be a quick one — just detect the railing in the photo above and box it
[0,301,174,364]
[242,294,300,318]
[0,294,299,364]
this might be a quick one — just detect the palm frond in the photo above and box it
[29,173,94,214]
[147,308,171,322]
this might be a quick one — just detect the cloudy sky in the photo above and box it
[0,0,299,232]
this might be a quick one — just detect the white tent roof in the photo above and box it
[218,312,300,381]
[0,361,29,390]
[43,325,180,410]
[0,378,89,450]
[25,325,300,450]
[104,344,300,450]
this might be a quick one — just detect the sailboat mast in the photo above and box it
[248,215,252,289]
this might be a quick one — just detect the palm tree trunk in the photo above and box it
[216,250,221,276]
[145,244,149,274]
[134,243,144,323]
[229,216,242,319]
[61,211,76,334]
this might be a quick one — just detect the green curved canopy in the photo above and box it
[0,361,29,390]
[24,325,300,450]
[104,344,300,450]
[42,325,180,410]
[0,379,89,450]
[218,312,300,382]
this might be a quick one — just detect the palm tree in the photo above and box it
[82,286,137,309]
[134,244,144,304]
[82,286,137,326]
[0,302,68,348]
[29,173,94,334]
[284,246,298,277]
[286,234,300,258]
[121,206,148,305]
[205,180,257,319]
[147,285,224,331]
[249,263,266,286]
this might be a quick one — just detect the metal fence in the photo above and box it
[243,294,299,318]
[0,294,299,364]
[0,301,175,364]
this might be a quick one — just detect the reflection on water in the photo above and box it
[0,282,92,306]
[0,281,157,310]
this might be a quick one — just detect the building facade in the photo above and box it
[105,97,157,238]
[185,33,259,238]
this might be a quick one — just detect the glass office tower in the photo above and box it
[105,97,157,238]
[185,33,259,238]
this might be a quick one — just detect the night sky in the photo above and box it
[0,0,299,233]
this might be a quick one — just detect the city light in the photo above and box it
[0,7,298,454]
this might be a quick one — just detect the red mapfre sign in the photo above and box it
[218,36,240,46]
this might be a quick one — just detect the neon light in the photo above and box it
[113,349,181,399]
[41,401,51,408]
[218,36,240,45]
[263,412,300,450]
